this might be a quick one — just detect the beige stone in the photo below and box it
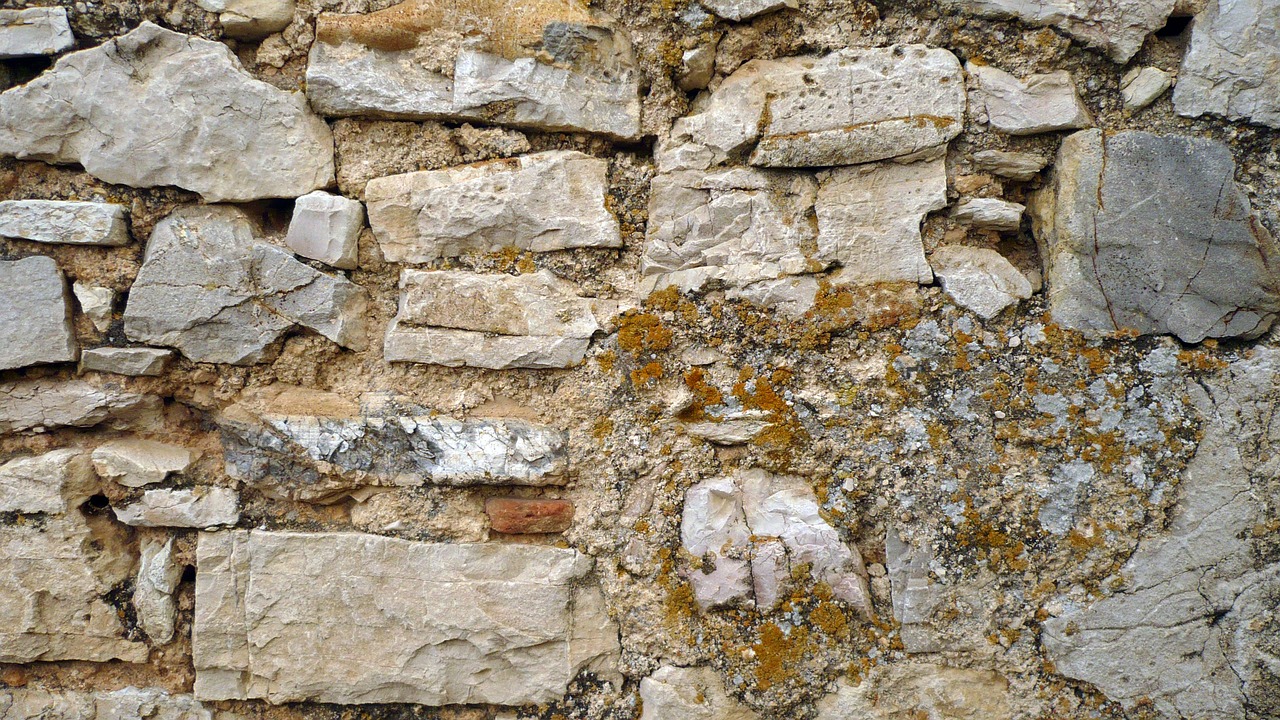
[968,63,1093,135]
[135,536,181,644]
[930,246,1032,319]
[640,665,760,720]
[0,449,94,514]
[92,439,196,488]
[115,487,240,528]
[817,663,1012,718]
[0,379,162,434]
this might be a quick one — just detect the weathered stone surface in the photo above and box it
[0,200,129,246]
[816,663,1012,719]
[486,497,574,534]
[0,379,162,434]
[217,385,568,501]
[135,536,181,644]
[1174,0,1280,128]
[680,469,871,613]
[0,22,333,202]
[92,439,195,488]
[0,256,76,371]
[1042,348,1280,718]
[677,42,717,91]
[683,412,772,445]
[80,347,173,377]
[667,46,963,168]
[123,206,369,364]
[972,149,1047,181]
[1121,66,1171,111]
[1029,130,1280,342]
[196,0,294,39]
[367,151,620,263]
[72,282,115,333]
[967,63,1092,135]
[699,0,796,20]
[115,487,240,528]
[944,0,1175,62]
[0,7,73,59]
[639,665,760,720]
[306,0,641,139]
[385,270,600,369]
[0,686,213,720]
[951,197,1024,231]
[930,246,1032,319]
[285,190,363,269]
[194,530,620,705]
[0,449,93,514]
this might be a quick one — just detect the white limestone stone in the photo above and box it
[197,0,295,39]
[639,665,761,720]
[92,438,196,488]
[699,0,796,20]
[285,190,363,269]
[951,197,1024,231]
[0,23,333,202]
[80,347,172,376]
[115,487,240,528]
[366,151,621,263]
[73,282,115,333]
[968,63,1093,135]
[930,246,1032,319]
[943,0,1175,62]
[0,7,73,59]
[0,200,129,245]
[972,149,1048,181]
[385,269,600,369]
[193,530,621,705]
[816,663,1012,719]
[683,412,772,445]
[0,449,94,515]
[0,379,163,434]
[677,42,718,91]
[1174,0,1280,127]
[135,536,181,644]
[1120,66,1171,111]
[0,256,76,371]
[0,686,213,720]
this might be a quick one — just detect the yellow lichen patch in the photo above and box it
[753,622,812,691]
[678,368,724,422]
[810,601,849,637]
[617,312,674,354]
[596,349,616,373]
[630,360,664,387]
[592,417,614,440]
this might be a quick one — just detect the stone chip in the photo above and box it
[967,63,1093,135]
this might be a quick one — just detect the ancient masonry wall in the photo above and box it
[0,0,1278,718]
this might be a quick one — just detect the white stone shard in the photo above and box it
[680,469,872,614]
[930,246,1032,319]
[683,412,772,445]
[135,536,182,644]
[0,200,130,246]
[72,282,115,333]
[196,0,295,39]
[1120,66,1171,111]
[285,190,363,269]
[814,157,948,286]
[816,663,1013,719]
[0,379,163,434]
[193,530,621,705]
[92,439,196,488]
[0,7,73,59]
[971,149,1048,181]
[0,686,213,720]
[115,487,240,528]
[385,269,600,369]
[1174,0,1280,127]
[942,0,1175,62]
[967,63,1093,135]
[366,151,621,263]
[0,256,76,371]
[640,665,761,720]
[123,206,369,365]
[951,197,1024,231]
[677,42,717,91]
[80,347,173,376]
[699,0,796,20]
[0,449,94,515]
[0,22,333,202]
[305,1,642,139]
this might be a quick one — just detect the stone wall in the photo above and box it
[0,0,1278,718]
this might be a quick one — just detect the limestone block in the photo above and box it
[306,0,641,139]
[0,256,76,371]
[951,197,1024,231]
[0,7,73,59]
[115,487,240,528]
[0,686,213,720]
[639,665,760,720]
[0,23,333,202]
[366,151,621,263]
[123,206,369,365]
[1174,0,1280,127]
[930,246,1032,319]
[193,530,621,705]
[134,536,181,644]
[0,379,162,434]
[967,63,1092,135]
[677,42,718,91]
[80,347,173,377]
[92,439,196,488]
[196,0,295,39]
[285,190,363,269]
[1120,66,1171,111]
[816,663,1012,719]
[1029,130,1280,342]
[971,149,1047,181]
[0,200,130,245]
[699,0,796,20]
[943,0,1175,62]
[385,269,600,369]
[0,449,94,515]
[72,282,115,332]
[485,497,574,534]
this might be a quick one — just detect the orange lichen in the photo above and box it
[617,312,673,354]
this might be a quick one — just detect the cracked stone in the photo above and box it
[0,256,76,371]
[114,487,240,528]
[193,530,621,705]
[943,0,1175,62]
[91,438,196,488]
[195,0,294,39]
[0,379,163,434]
[1029,129,1280,342]
[72,282,115,333]
[698,0,796,20]
[123,205,369,365]
[285,190,364,270]
[972,149,1048,181]
[951,197,1024,232]
[0,22,333,202]
[1120,66,1172,111]
[0,7,73,59]
[639,665,760,720]
[0,449,94,515]
[366,151,621,263]
[1174,0,1280,128]
[967,63,1093,135]
[930,246,1032,319]
[80,347,173,377]
[134,536,181,645]
[0,200,130,246]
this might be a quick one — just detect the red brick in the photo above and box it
[485,497,574,534]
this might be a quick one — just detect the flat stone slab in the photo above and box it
[943,0,1175,62]
[0,7,73,59]
[92,438,196,488]
[0,686,212,720]
[366,151,621,263]
[385,269,600,369]
[0,256,76,371]
[80,347,172,376]
[1029,129,1280,342]
[0,22,333,202]
[1174,0,1280,128]
[115,487,240,528]
[193,530,620,705]
[0,449,93,515]
[967,63,1092,135]
[0,379,162,434]
[0,200,129,245]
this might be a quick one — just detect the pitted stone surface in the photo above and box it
[193,530,620,705]
[0,200,129,245]
[1174,0,1280,128]
[967,63,1092,135]
[123,206,369,365]
[0,22,333,202]
[944,0,1175,62]
[366,151,621,263]
[0,7,73,59]
[0,256,76,371]
[1029,129,1280,342]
